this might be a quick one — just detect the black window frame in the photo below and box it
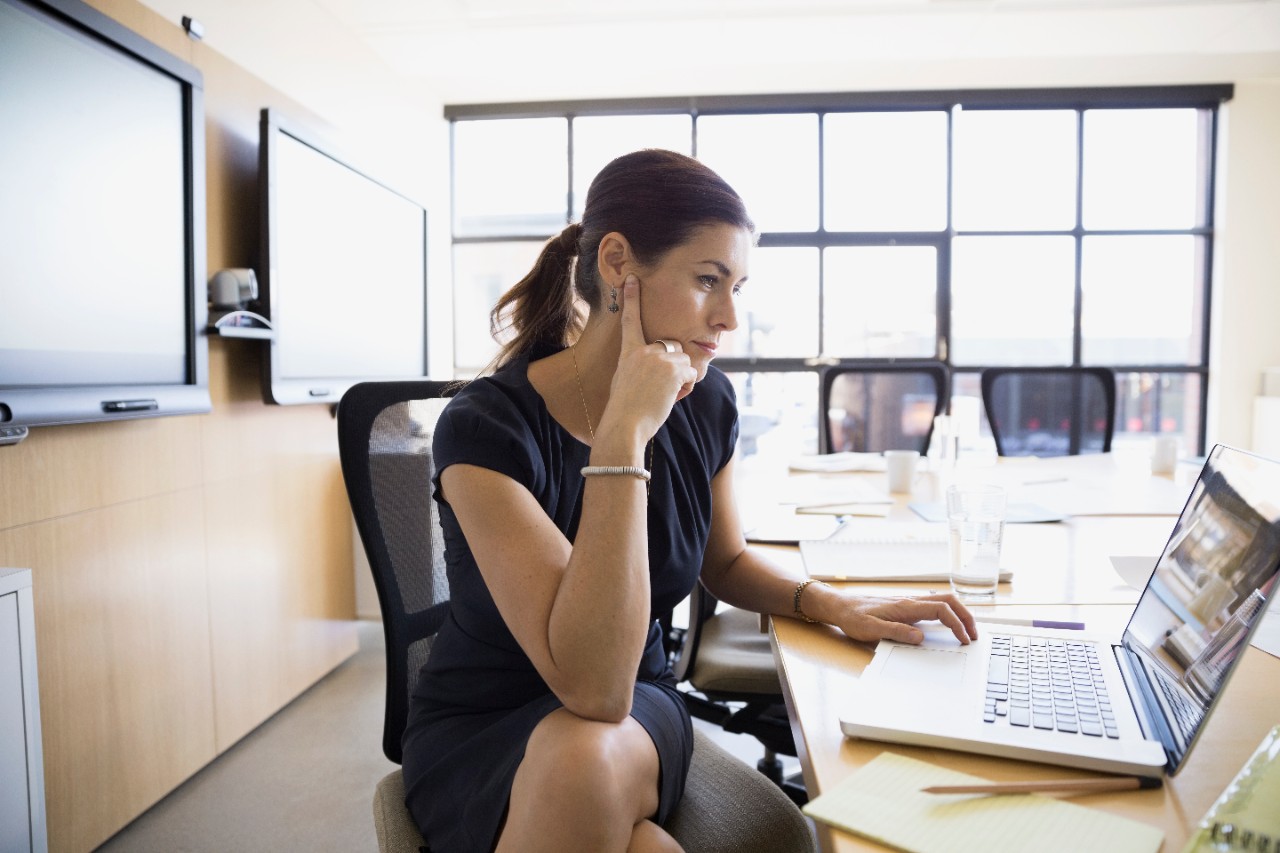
[447,84,1232,455]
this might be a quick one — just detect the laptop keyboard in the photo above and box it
[1154,666,1203,738]
[983,634,1120,738]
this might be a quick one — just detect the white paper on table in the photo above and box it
[909,501,1066,524]
[789,452,886,473]
[777,477,892,509]
[746,513,844,545]
[1109,555,1157,590]
[796,503,892,518]
[950,455,1191,517]
[1250,601,1280,659]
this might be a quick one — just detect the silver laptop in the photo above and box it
[840,444,1280,778]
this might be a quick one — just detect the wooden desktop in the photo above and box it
[751,456,1280,852]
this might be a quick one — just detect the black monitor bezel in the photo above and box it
[0,0,211,430]
[257,107,430,406]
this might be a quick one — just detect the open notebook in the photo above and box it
[800,520,1013,583]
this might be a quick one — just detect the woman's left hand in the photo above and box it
[828,592,978,646]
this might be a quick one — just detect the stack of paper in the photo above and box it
[745,513,844,546]
[777,478,893,516]
[909,501,1067,524]
[789,452,887,473]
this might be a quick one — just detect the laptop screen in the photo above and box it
[1121,445,1280,762]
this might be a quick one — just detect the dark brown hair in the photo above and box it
[488,149,754,367]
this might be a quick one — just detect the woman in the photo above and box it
[401,148,977,853]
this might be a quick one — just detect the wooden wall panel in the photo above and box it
[0,491,217,853]
[192,25,359,754]
[203,449,357,750]
[200,343,345,483]
[0,415,205,530]
[195,371,359,752]
[0,2,366,850]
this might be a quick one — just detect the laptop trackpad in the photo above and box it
[881,646,967,686]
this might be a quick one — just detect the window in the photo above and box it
[447,86,1228,457]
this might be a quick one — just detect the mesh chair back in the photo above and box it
[820,362,950,454]
[670,582,720,684]
[981,367,1116,457]
[337,380,461,763]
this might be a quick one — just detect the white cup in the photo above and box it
[946,484,1007,600]
[1151,435,1179,475]
[884,450,920,493]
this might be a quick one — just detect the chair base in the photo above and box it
[756,755,809,806]
[681,691,798,758]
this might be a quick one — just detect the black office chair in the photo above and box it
[820,361,951,455]
[664,582,806,805]
[337,380,814,853]
[981,366,1117,457]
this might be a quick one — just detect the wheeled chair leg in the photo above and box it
[756,748,808,805]
[757,750,785,785]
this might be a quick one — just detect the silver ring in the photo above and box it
[654,339,679,354]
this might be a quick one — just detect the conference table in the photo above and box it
[743,451,1280,853]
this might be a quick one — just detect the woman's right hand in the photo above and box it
[598,274,697,447]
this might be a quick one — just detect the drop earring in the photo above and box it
[608,287,620,313]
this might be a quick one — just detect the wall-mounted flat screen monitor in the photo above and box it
[259,108,429,405]
[0,0,210,429]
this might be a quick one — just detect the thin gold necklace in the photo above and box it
[570,341,654,494]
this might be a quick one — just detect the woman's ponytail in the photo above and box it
[489,222,583,367]
[484,149,753,370]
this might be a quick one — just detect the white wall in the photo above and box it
[1209,81,1280,450]
[132,0,458,379]
[133,0,1280,445]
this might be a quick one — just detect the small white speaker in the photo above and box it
[209,268,258,310]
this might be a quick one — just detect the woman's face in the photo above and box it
[633,222,752,384]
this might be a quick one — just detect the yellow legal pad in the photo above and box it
[802,752,1164,853]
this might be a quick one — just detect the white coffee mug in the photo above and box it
[1151,435,1178,474]
[884,450,920,493]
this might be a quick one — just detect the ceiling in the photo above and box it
[136,0,1280,110]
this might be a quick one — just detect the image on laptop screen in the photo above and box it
[1122,445,1280,761]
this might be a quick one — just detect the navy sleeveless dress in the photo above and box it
[400,348,739,852]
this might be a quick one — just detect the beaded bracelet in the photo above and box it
[793,579,828,624]
[581,465,651,482]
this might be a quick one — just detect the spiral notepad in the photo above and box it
[1182,725,1280,853]
[799,521,1013,583]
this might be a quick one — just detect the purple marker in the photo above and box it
[976,616,1086,631]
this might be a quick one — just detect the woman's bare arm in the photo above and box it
[699,454,978,645]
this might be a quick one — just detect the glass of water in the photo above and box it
[946,484,1007,599]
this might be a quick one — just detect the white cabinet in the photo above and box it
[1,569,47,853]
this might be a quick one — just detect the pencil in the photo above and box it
[922,776,1162,795]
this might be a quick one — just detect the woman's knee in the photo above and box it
[520,711,658,815]
[629,819,684,853]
